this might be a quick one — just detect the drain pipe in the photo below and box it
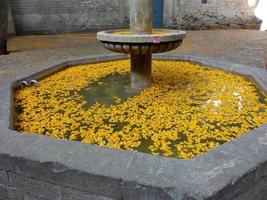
[0,0,9,55]
[29,80,39,87]
[18,81,29,89]
[17,80,40,89]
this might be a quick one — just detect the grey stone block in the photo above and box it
[7,172,59,200]
[0,135,134,200]
[7,188,24,200]
[0,184,8,200]
[59,186,115,200]
[233,177,267,200]
[210,170,258,200]
[122,181,174,200]
[122,153,205,200]
[0,171,9,186]
[7,188,52,200]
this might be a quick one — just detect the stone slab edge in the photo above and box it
[0,54,266,200]
[97,29,186,43]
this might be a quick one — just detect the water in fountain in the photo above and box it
[14,60,267,159]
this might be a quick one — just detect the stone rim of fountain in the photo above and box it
[1,54,266,200]
[97,29,186,44]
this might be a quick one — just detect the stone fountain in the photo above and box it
[97,0,186,88]
[0,1,266,198]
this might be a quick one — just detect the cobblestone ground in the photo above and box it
[0,29,266,82]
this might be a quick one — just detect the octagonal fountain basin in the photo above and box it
[13,57,267,160]
[1,54,267,199]
[97,29,186,54]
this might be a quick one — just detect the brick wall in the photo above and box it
[178,0,258,29]
[10,0,129,35]
[8,0,259,34]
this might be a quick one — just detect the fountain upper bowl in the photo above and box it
[97,29,186,54]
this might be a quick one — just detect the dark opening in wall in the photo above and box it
[202,0,208,4]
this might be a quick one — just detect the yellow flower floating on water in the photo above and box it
[14,60,267,159]
[112,30,169,35]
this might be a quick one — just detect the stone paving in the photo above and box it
[0,29,266,84]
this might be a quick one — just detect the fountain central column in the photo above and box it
[130,0,152,34]
[130,0,152,88]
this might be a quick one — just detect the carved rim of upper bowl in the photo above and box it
[97,29,186,44]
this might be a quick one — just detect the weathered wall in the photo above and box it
[10,0,129,35]
[8,0,258,35]
[163,0,259,29]
[178,0,258,29]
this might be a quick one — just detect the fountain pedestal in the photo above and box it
[97,0,186,88]
[131,53,152,88]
